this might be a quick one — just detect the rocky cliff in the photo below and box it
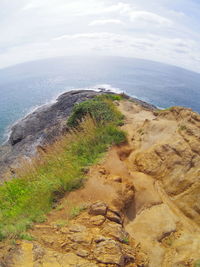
[0,90,155,181]
[0,92,200,267]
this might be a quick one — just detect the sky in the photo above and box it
[0,0,200,72]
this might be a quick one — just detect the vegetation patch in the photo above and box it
[67,94,124,128]
[0,94,126,240]
[69,204,87,219]
[194,260,200,267]
[178,124,187,131]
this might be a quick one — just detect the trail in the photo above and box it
[1,99,200,267]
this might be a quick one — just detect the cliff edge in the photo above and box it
[0,93,199,267]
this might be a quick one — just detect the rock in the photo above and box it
[112,176,123,183]
[60,227,69,234]
[99,168,107,175]
[76,249,89,257]
[57,252,98,266]
[33,244,45,261]
[69,224,86,233]
[34,225,52,229]
[0,90,104,180]
[102,223,129,242]
[93,235,107,243]
[69,232,92,245]
[89,202,108,216]
[106,210,122,224]
[93,239,124,265]
[41,236,54,246]
[90,215,106,226]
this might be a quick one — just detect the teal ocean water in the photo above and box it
[0,56,200,144]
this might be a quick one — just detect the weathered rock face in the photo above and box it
[9,90,100,146]
[1,98,200,266]
[1,201,147,267]
[117,101,200,267]
[131,107,200,226]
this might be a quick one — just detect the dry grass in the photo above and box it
[0,111,126,240]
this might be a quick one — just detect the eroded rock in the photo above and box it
[93,239,124,265]
[102,222,128,242]
[89,202,108,216]
[90,215,106,226]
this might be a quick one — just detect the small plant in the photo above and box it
[34,215,47,224]
[137,128,144,135]
[55,204,64,211]
[194,260,200,267]
[19,232,35,241]
[53,220,69,228]
[157,107,174,113]
[67,95,124,128]
[69,204,87,219]
[122,236,130,244]
[179,124,187,131]
[96,93,124,101]
[163,237,174,247]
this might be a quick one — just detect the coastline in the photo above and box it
[0,89,157,181]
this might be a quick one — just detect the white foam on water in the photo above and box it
[71,83,124,94]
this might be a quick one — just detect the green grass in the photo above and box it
[156,107,174,113]
[67,94,124,128]
[179,124,187,131]
[69,204,87,219]
[194,260,200,267]
[19,232,35,241]
[52,220,69,228]
[0,95,126,240]
[122,236,130,244]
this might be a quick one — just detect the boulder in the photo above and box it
[89,202,107,216]
[69,232,92,245]
[102,223,129,242]
[106,210,122,224]
[69,224,86,233]
[93,239,124,265]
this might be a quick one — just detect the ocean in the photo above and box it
[0,56,200,144]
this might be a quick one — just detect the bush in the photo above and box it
[67,94,124,127]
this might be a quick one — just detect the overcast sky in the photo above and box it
[0,0,200,72]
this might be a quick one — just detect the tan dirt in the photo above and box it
[1,99,200,267]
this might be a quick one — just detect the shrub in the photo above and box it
[67,94,124,127]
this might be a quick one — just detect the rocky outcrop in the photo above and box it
[1,92,200,266]
[117,101,200,266]
[0,90,105,181]
[0,89,156,181]
[2,201,147,267]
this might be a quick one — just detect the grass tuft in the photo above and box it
[67,94,124,128]
[69,204,87,219]
[194,260,200,267]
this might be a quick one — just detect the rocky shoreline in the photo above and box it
[0,89,157,181]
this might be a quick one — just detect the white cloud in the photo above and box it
[89,19,123,26]
[129,11,172,26]
[0,0,200,72]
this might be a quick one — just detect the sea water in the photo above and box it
[0,56,200,143]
